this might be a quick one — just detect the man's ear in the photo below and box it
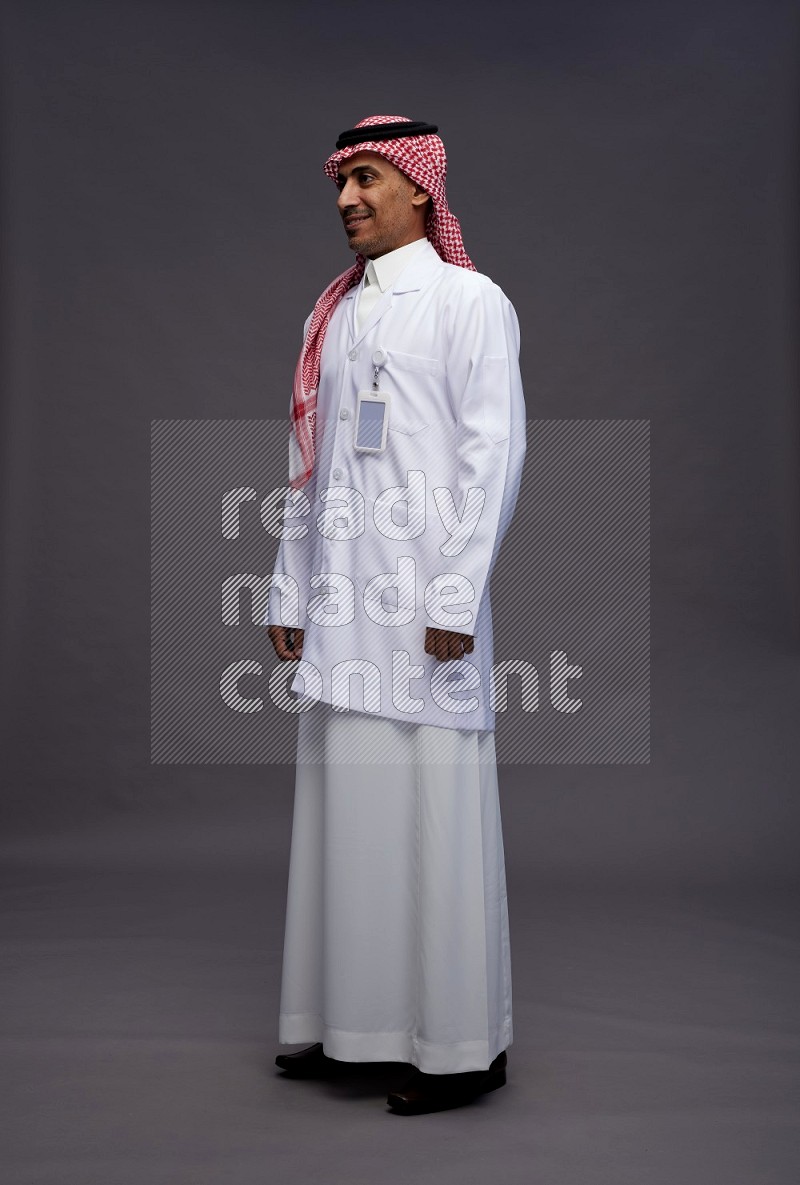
[411,185,431,209]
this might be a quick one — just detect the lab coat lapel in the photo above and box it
[347,282,394,348]
[343,240,444,348]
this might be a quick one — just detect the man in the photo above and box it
[266,115,527,1114]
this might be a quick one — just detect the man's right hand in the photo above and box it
[267,625,304,661]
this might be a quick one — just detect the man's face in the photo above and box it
[335,151,429,258]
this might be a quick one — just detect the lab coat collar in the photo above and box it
[343,238,443,346]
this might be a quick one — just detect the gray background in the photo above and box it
[1,0,799,1181]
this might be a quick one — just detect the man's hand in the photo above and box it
[425,627,475,662]
[268,625,304,661]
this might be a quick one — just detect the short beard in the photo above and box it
[351,232,386,259]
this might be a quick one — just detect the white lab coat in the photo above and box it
[266,238,527,732]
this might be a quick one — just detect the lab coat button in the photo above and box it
[339,408,350,420]
[371,348,387,365]
[348,348,359,361]
[332,467,343,479]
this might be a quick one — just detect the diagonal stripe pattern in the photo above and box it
[151,419,649,766]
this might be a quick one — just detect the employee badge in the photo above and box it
[353,348,391,453]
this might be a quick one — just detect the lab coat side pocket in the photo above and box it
[481,356,511,444]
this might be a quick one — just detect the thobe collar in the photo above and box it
[363,236,429,295]
[347,236,440,345]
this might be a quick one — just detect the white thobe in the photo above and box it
[275,239,520,1073]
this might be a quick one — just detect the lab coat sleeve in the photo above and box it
[264,312,316,630]
[421,279,527,636]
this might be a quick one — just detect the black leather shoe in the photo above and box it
[386,1050,507,1114]
[275,1042,340,1078]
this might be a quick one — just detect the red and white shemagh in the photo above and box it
[287,114,477,490]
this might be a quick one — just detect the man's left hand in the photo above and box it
[425,627,475,662]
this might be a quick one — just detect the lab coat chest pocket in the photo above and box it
[385,349,443,436]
